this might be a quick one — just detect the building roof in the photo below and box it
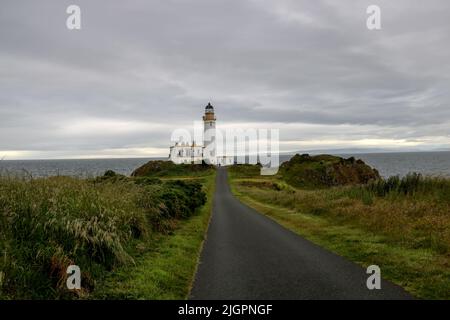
[205,102,214,111]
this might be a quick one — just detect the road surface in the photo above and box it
[190,168,412,299]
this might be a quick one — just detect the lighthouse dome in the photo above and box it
[205,102,214,112]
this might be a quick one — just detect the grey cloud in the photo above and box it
[0,0,449,158]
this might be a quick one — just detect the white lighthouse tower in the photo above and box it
[203,102,216,165]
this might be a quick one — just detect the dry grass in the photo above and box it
[235,177,450,253]
[230,173,450,299]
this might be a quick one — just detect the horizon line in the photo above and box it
[2,149,450,161]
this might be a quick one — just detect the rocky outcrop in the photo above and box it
[279,154,380,188]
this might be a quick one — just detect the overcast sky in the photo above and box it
[1,0,449,159]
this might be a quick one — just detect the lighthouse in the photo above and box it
[168,103,233,166]
[203,102,216,165]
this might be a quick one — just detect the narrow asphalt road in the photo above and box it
[190,168,412,300]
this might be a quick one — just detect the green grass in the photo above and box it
[229,173,450,300]
[0,169,214,299]
[92,173,215,299]
[131,160,215,178]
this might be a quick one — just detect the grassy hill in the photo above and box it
[131,160,215,178]
[279,154,380,188]
[229,153,380,188]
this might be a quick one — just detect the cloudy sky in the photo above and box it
[1,0,449,159]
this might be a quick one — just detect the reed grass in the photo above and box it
[0,174,206,299]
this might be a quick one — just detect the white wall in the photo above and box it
[169,146,204,164]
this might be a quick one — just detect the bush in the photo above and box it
[135,180,206,233]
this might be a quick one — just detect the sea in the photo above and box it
[1,152,449,178]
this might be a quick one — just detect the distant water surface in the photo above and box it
[0,158,162,178]
[1,152,449,178]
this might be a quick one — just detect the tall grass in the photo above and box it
[230,173,450,299]
[0,174,206,299]
[233,173,450,254]
[364,173,450,200]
